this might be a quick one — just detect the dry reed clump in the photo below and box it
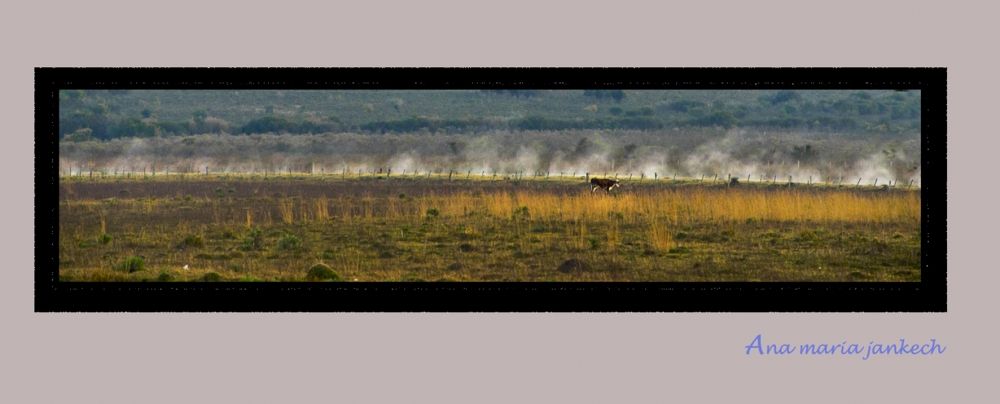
[315,197,330,221]
[278,198,294,224]
[649,219,673,252]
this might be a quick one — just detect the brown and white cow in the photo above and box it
[590,178,621,194]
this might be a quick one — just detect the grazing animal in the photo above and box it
[590,178,621,194]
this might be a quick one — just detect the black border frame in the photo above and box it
[37,67,946,312]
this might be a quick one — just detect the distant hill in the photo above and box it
[57,89,921,141]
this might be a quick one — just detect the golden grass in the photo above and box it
[416,188,918,225]
[58,180,921,282]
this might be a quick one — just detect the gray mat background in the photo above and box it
[2,1,991,402]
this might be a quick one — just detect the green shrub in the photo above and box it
[401,271,426,282]
[306,264,341,281]
[426,208,440,218]
[183,234,204,247]
[277,234,301,251]
[156,271,173,281]
[241,226,265,251]
[98,233,112,244]
[116,256,145,273]
[201,272,222,282]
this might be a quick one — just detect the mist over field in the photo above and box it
[59,128,920,185]
[57,88,921,185]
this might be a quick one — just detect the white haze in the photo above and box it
[58,130,921,187]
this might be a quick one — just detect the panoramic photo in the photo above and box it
[57,89,921,282]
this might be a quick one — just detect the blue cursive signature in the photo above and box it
[745,334,946,360]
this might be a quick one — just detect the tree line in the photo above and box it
[59,89,920,141]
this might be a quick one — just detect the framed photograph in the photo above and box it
[37,67,945,311]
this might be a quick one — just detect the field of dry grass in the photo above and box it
[57,173,921,282]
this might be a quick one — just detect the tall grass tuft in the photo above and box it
[315,197,329,221]
[649,219,673,252]
[278,198,294,224]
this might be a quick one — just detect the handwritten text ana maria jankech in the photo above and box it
[745,335,946,360]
